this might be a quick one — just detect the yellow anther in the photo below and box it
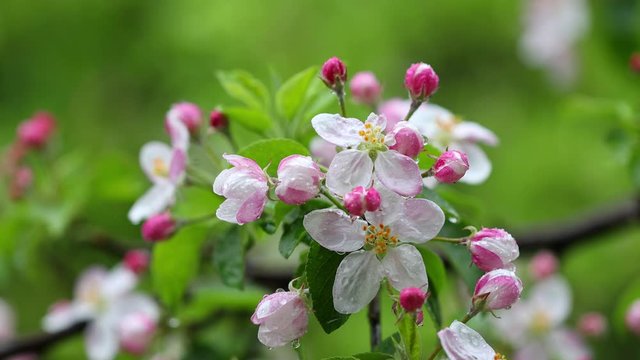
[365,123,372,129]
[494,354,507,360]
[153,158,169,177]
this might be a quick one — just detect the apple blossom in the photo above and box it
[123,250,150,274]
[469,228,519,272]
[529,250,558,280]
[304,184,444,313]
[128,118,189,224]
[343,186,381,217]
[166,102,202,135]
[118,302,159,355]
[213,154,269,224]
[9,166,33,200]
[473,269,523,310]
[404,63,439,101]
[320,57,347,88]
[349,71,382,105]
[16,112,56,149]
[309,137,337,167]
[578,312,607,337]
[399,287,426,313]
[251,291,308,348]
[387,121,424,159]
[433,150,470,183]
[311,113,422,196]
[626,299,640,336]
[275,155,323,205]
[209,109,227,130]
[631,52,640,74]
[438,321,505,360]
[141,213,177,242]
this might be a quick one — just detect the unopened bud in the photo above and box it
[17,112,56,149]
[529,250,558,280]
[469,228,519,272]
[626,300,640,336]
[167,102,202,134]
[209,110,228,130]
[349,71,382,105]
[578,312,607,337]
[473,269,523,311]
[433,150,469,183]
[141,213,176,242]
[321,57,347,89]
[399,287,427,312]
[343,186,381,217]
[388,122,424,159]
[404,63,439,101]
[124,250,150,274]
[275,155,324,205]
[630,52,640,73]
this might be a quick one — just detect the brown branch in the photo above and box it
[0,321,88,359]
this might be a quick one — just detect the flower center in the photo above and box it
[358,122,386,146]
[494,353,507,360]
[153,157,169,177]
[363,223,398,255]
[530,311,551,334]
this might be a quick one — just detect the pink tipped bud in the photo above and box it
[321,57,347,88]
[399,287,427,312]
[167,102,202,134]
[141,213,176,242]
[10,166,33,201]
[626,300,640,336]
[578,312,607,337]
[529,250,558,280]
[630,53,640,73]
[251,291,309,348]
[343,186,381,217]
[433,150,469,183]
[17,112,56,149]
[119,312,157,355]
[124,250,150,274]
[473,269,523,311]
[469,228,519,272]
[388,122,424,159]
[349,72,382,105]
[404,63,439,100]
[209,110,228,130]
[275,155,324,205]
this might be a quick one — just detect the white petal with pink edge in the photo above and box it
[303,209,367,252]
[451,142,492,185]
[326,149,373,196]
[311,113,364,147]
[374,150,422,196]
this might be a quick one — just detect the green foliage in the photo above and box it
[418,246,446,328]
[223,107,273,133]
[398,312,421,360]
[276,66,318,120]
[323,353,395,360]
[306,242,350,333]
[419,187,460,222]
[374,333,402,355]
[238,138,309,176]
[437,242,483,293]
[213,227,246,289]
[178,286,264,325]
[217,70,270,110]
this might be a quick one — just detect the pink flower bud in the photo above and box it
[578,312,607,337]
[388,122,424,159]
[473,269,523,310]
[399,287,427,312]
[349,72,382,105]
[275,155,324,205]
[17,112,56,149]
[10,166,33,201]
[209,110,227,130]
[630,52,640,74]
[141,213,176,242]
[119,312,157,355]
[321,57,347,88]
[404,63,439,100]
[529,250,558,280]
[251,291,308,348]
[433,150,469,183]
[343,186,381,217]
[469,228,519,272]
[167,102,202,134]
[124,250,150,274]
[626,300,640,336]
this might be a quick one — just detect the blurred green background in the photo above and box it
[1,0,640,358]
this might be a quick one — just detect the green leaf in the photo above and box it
[374,333,401,355]
[213,227,245,289]
[629,146,640,189]
[177,286,264,325]
[238,138,309,177]
[217,70,270,110]
[173,187,224,219]
[276,66,318,120]
[436,242,482,292]
[417,246,446,328]
[224,107,273,133]
[306,242,350,333]
[398,313,421,360]
[152,225,208,308]
[279,219,307,259]
[419,187,460,222]
[322,354,394,360]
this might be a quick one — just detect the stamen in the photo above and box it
[153,158,169,177]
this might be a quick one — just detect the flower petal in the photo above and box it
[365,113,387,130]
[374,151,422,196]
[382,245,428,291]
[451,143,492,185]
[333,251,383,314]
[101,266,138,301]
[139,141,172,184]
[546,328,591,360]
[453,121,499,146]
[303,209,367,252]
[169,148,187,184]
[438,320,496,360]
[530,276,572,326]
[392,199,445,243]
[236,186,269,224]
[311,113,364,147]
[166,116,190,151]
[408,103,454,142]
[85,320,119,360]
[127,183,176,224]
[326,149,373,196]
[216,198,244,224]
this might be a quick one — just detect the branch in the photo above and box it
[0,321,88,358]
[516,196,640,253]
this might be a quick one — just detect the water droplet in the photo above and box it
[449,216,459,224]
[291,339,301,349]
[275,288,285,293]
[168,318,181,328]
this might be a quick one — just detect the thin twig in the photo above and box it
[368,292,381,351]
[0,321,88,358]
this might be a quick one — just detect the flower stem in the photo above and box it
[178,212,217,227]
[403,99,422,121]
[320,187,348,213]
[426,308,481,360]
[368,292,382,351]
[337,91,347,117]
[294,342,306,360]
[431,236,465,244]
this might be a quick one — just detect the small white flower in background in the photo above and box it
[520,0,590,87]
[438,320,505,360]
[311,113,423,196]
[43,265,159,360]
[492,275,592,360]
[304,184,444,314]
[128,116,189,224]
[251,291,309,348]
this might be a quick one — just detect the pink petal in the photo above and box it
[326,150,373,196]
[303,209,367,252]
[374,151,422,196]
[222,154,266,180]
[451,143,492,185]
[311,113,364,147]
[169,148,186,184]
[236,187,269,224]
[381,245,428,291]
[333,251,383,314]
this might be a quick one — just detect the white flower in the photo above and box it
[303,184,444,313]
[438,320,504,360]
